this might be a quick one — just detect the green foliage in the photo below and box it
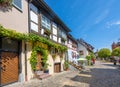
[0,25,67,52]
[86,52,95,65]
[64,61,69,70]
[98,48,111,58]
[45,29,52,34]
[86,52,95,60]
[0,25,68,71]
[90,52,95,58]
[0,25,28,40]
[112,47,120,57]
[29,46,48,71]
[61,37,67,42]
[86,55,92,60]
[52,54,57,60]
[0,0,13,7]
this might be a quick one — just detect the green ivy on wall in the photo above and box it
[0,25,67,70]
[0,25,67,52]
[29,46,48,71]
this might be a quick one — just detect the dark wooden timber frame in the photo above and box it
[28,0,71,45]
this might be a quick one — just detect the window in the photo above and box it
[13,0,22,10]
[59,29,62,37]
[53,35,57,42]
[41,15,51,30]
[59,29,67,44]
[52,22,57,35]
[59,29,67,39]
[31,22,38,32]
[79,50,84,55]
[52,22,58,42]
[30,4,39,32]
[52,22,57,28]
[30,3,38,13]
[30,10,38,23]
[50,48,58,54]
[2,38,18,52]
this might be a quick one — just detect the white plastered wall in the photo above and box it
[48,54,65,74]
[26,43,34,80]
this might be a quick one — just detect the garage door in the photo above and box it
[0,38,19,86]
[1,52,18,85]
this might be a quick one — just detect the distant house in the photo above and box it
[111,41,120,50]
[77,39,94,58]
[67,34,79,64]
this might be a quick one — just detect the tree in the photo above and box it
[98,48,111,60]
[112,47,120,57]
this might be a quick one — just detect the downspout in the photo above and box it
[0,38,2,87]
[25,41,28,81]
[0,52,1,87]
[28,0,31,33]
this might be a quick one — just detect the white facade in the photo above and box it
[78,43,89,58]
[67,38,78,64]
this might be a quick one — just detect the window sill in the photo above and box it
[13,4,23,13]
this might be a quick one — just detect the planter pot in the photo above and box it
[65,68,69,71]
[44,69,49,73]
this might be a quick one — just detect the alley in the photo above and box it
[5,61,120,87]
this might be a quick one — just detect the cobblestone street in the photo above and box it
[5,61,120,87]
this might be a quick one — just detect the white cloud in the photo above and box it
[95,10,109,24]
[106,20,120,28]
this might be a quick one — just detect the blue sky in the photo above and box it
[45,0,120,51]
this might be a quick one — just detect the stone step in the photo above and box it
[68,61,82,71]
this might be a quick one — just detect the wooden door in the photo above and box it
[54,63,61,73]
[1,52,18,85]
[36,52,42,70]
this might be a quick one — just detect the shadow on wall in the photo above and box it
[0,6,12,12]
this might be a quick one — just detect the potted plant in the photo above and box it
[43,63,50,73]
[64,61,69,71]
[61,37,66,42]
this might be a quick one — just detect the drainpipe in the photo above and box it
[0,52,1,87]
[25,41,28,81]
[0,38,2,86]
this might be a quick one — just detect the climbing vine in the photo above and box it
[0,25,67,70]
[0,25,67,52]
[29,46,48,71]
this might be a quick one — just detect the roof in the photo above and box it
[77,39,94,51]
[67,34,77,44]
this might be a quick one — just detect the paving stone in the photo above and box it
[4,61,120,87]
